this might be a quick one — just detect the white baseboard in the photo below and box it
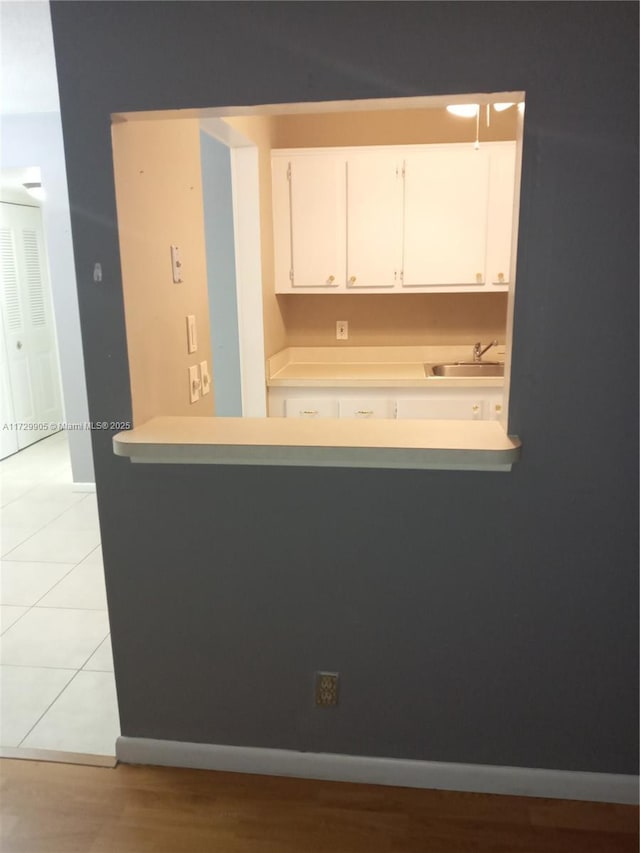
[116,737,638,805]
[72,482,96,492]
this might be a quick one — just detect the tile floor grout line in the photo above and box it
[1,662,77,670]
[1,662,106,671]
[33,605,108,612]
[81,634,112,673]
[1,520,94,561]
[1,495,91,560]
[5,564,89,614]
[77,632,111,671]
[16,668,83,748]
[1,555,98,565]
[0,528,45,559]
[1,541,102,572]
[0,553,102,626]
[24,555,103,608]
[0,482,39,509]
[0,603,35,636]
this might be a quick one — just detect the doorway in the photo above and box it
[1,184,64,460]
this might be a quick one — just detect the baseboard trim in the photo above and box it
[116,737,638,804]
[72,482,96,492]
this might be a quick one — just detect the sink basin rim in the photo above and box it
[428,362,505,378]
[453,361,502,366]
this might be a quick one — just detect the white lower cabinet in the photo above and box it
[270,388,502,421]
[396,396,485,420]
[283,397,338,418]
[338,397,396,419]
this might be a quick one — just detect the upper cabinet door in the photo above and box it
[403,146,490,288]
[346,151,403,289]
[485,142,517,288]
[273,154,346,291]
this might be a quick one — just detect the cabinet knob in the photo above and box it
[328,275,335,283]
[497,272,505,283]
[349,276,357,284]
[475,272,483,284]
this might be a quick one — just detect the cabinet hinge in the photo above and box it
[402,162,406,179]
[289,269,294,282]
[286,163,291,181]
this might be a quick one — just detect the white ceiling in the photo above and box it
[0,0,60,114]
[0,166,42,202]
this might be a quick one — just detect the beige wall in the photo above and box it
[112,118,214,425]
[272,106,513,348]
[281,293,508,348]
[224,115,287,360]
[272,106,517,148]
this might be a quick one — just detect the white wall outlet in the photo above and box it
[186,314,197,353]
[170,244,183,283]
[336,320,349,341]
[188,364,201,403]
[199,360,211,395]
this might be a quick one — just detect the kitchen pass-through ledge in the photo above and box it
[113,417,521,471]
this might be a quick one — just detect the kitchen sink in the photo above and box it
[428,362,505,378]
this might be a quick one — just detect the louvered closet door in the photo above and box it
[0,202,63,451]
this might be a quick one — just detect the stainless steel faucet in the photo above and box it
[473,340,498,362]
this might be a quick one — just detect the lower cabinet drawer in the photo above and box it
[283,398,338,418]
[396,397,485,420]
[272,390,502,421]
[338,398,395,419]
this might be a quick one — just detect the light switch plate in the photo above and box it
[189,364,200,403]
[199,360,211,396]
[186,315,197,353]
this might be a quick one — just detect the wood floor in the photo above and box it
[0,759,637,853]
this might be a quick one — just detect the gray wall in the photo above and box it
[200,130,242,416]
[50,1,638,775]
[1,112,94,483]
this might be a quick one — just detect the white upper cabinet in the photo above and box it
[272,142,517,294]
[346,150,403,289]
[403,146,490,288]
[485,142,517,287]
[272,153,346,291]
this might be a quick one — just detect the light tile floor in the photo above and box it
[0,432,119,757]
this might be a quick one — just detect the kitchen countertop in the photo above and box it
[113,346,518,472]
[267,346,506,388]
[114,416,521,471]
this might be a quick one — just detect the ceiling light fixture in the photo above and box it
[493,102,515,112]
[446,104,479,119]
[23,181,45,201]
